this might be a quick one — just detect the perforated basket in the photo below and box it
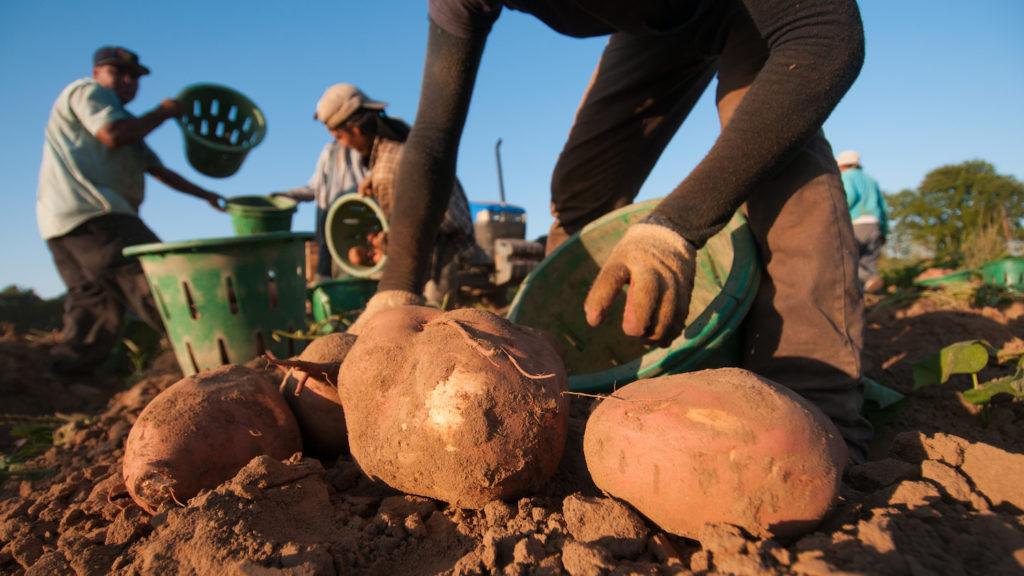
[123,232,312,375]
[176,83,266,178]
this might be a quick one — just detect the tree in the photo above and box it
[888,160,1024,264]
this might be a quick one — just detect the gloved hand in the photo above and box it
[583,222,698,345]
[347,290,424,335]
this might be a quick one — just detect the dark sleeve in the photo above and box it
[379,18,489,293]
[429,0,502,38]
[648,0,865,245]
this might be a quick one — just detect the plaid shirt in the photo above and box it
[368,137,475,252]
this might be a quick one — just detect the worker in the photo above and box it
[37,46,224,375]
[351,0,873,462]
[272,88,368,283]
[316,83,479,306]
[837,150,888,294]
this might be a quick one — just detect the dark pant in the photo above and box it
[853,222,884,288]
[315,205,333,278]
[46,213,163,373]
[548,8,871,460]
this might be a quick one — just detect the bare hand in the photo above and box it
[202,191,226,212]
[159,98,183,119]
[358,174,374,198]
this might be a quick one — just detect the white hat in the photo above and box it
[836,150,861,167]
[314,84,387,128]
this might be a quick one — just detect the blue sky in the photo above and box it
[2,0,1022,297]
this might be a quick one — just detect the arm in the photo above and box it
[378,19,489,293]
[96,99,181,149]
[586,0,865,342]
[649,0,865,245]
[147,165,225,211]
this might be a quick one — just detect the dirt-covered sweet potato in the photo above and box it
[583,368,847,540]
[123,365,301,514]
[338,306,568,508]
[278,332,356,458]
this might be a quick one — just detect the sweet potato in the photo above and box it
[123,365,301,514]
[338,306,568,508]
[278,332,356,458]
[583,368,847,540]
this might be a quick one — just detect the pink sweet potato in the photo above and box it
[338,306,568,508]
[583,368,847,540]
[278,332,356,458]
[123,365,301,514]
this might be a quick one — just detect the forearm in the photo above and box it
[148,166,209,197]
[650,0,864,245]
[379,19,488,293]
[283,186,315,202]
[98,106,176,148]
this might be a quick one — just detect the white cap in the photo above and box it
[836,150,861,167]
[314,84,387,128]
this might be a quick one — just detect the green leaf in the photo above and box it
[862,377,906,409]
[962,375,1024,405]
[912,340,991,390]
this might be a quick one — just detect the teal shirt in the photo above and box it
[841,167,888,235]
[36,78,162,240]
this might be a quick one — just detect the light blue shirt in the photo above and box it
[36,78,161,240]
[287,141,367,209]
[842,167,888,236]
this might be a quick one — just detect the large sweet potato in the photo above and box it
[278,332,356,458]
[339,306,568,508]
[123,365,301,514]
[583,368,846,540]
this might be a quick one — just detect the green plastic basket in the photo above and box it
[176,83,267,178]
[309,278,379,323]
[225,195,297,235]
[124,232,313,376]
[913,269,975,288]
[507,200,760,393]
[980,257,1024,291]
[325,193,389,278]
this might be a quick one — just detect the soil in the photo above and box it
[1,291,1023,575]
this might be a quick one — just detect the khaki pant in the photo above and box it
[548,7,871,461]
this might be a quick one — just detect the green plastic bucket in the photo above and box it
[309,278,379,323]
[980,257,1024,291]
[124,232,313,376]
[507,200,760,393]
[225,195,297,235]
[325,193,389,278]
[176,83,267,178]
[913,269,975,288]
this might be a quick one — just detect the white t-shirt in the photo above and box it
[36,78,162,240]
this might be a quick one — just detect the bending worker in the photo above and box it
[351,0,873,461]
[37,46,224,375]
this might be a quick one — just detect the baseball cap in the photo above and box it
[314,84,387,129]
[93,46,150,76]
[836,150,861,167]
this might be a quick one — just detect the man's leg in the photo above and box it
[46,231,126,374]
[315,206,333,281]
[717,9,872,462]
[853,222,884,292]
[547,31,719,253]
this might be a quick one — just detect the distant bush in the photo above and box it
[0,285,65,333]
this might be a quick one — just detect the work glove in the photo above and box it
[583,222,698,345]
[347,290,424,335]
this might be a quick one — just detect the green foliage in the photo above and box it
[889,160,1024,264]
[912,340,991,390]
[911,341,1024,409]
[0,285,65,333]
